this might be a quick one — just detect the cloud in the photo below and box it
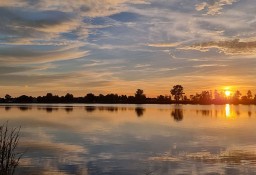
[192,64,227,68]
[0,0,148,17]
[148,42,182,48]
[0,0,148,65]
[195,0,238,15]
[0,7,82,45]
[135,64,151,68]
[181,39,256,55]
[0,43,88,64]
[0,66,36,74]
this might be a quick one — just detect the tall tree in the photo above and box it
[247,90,252,99]
[233,90,241,100]
[135,89,146,103]
[5,94,12,102]
[170,85,184,102]
[5,94,11,100]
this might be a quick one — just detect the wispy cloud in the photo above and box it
[148,42,182,48]
[181,39,256,56]
[195,0,238,15]
[0,44,89,64]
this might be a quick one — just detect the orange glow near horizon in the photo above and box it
[0,84,253,98]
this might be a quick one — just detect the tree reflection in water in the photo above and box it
[135,107,145,117]
[171,109,183,121]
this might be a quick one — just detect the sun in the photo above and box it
[225,90,231,97]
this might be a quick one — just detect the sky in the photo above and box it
[0,0,256,97]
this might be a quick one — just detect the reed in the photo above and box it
[0,122,21,175]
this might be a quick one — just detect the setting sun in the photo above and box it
[225,90,231,97]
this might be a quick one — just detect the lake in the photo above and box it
[0,104,256,175]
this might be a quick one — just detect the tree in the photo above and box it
[5,94,11,100]
[199,91,212,103]
[170,85,184,102]
[135,89,144,97]
[135,89,146,103]
[247,90,252,99]
[233,90,241,100]
[64,93,74,103]
[84,93,95,103]
[5,94,12,103]
[16,95,33,103]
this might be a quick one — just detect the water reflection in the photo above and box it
[171,109,183,121]
[196,109,212,117]
[248,111,252,117]
[19,106,32,111]
[85,106,96,112]
[64,106,73,113]
[1,104,255,118]
[226,104,231,118]
[135,107,145,117]
[5,106,11,111]
[37,106,59,113]
[98,106,119,112]
[0,104,256,174]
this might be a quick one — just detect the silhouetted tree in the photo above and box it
[233,90,241,100]
[170,85,184,102]
[4,94,12,103]
[105,94,119,103]
[135,89,146,104]
[1,88,256,105]
[119,95,128,103]
[127,96,135,103]
[5,94,11,100]
[241,96,248,102]
[84,93,95,103]
[16,95,33,103]
[98,94,105,103]
[45,93,53,103]
[214,90,220,100]
[247,90,252,99]
[199,91,212,103]
[64,93,74,103]
[156,95,171,104]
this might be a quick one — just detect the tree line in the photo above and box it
[1,85,256,104]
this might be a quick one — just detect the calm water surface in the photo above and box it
[0,104,256,175]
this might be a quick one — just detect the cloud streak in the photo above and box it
[195,0,238,15]
[181,39,256,56]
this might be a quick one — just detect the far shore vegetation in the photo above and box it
[1,85,256,105]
